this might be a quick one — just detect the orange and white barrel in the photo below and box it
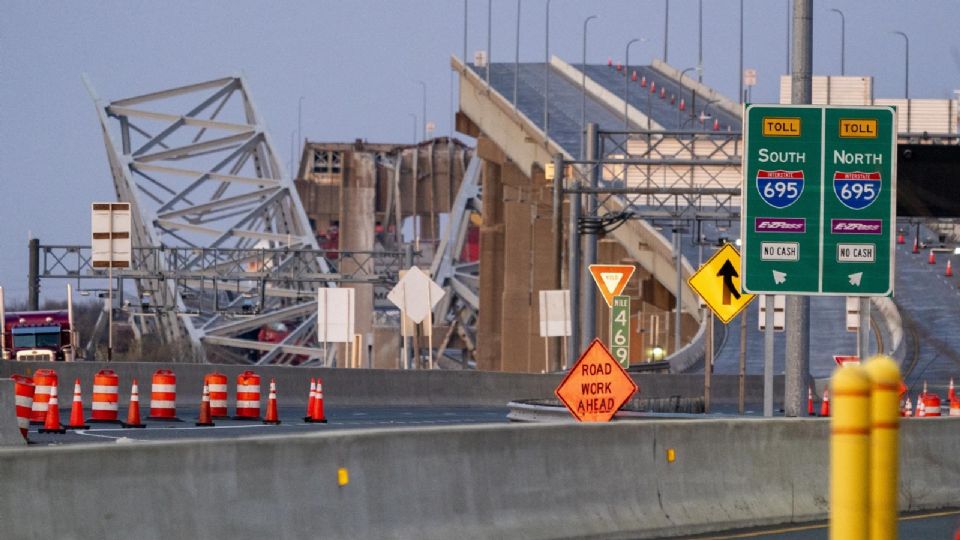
[204,372,229,418]
[922,394,942,417]
[234,370,261,419]
[148,369,178,420]
[29,369,58,424]
[90,369,120,422]
[12,375,34,440]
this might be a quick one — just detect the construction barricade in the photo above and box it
[90,369,120,423]
[204,372,228,418]
[30,369,57,424]
[148,369,179,421]
[12,375,34,440]
[234,371,261,420]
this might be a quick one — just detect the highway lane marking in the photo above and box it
[695,508,960,538]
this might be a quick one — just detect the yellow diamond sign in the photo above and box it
[688,244,756,324]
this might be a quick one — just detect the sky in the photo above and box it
[1,0,957,303]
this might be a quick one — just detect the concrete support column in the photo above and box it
[340,151,376,368]
[476,141,505,371]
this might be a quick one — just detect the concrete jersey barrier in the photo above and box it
[1,418,958,539]
[0,379,25,446]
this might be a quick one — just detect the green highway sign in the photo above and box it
[609,296,630,368]
[742,104,897,296]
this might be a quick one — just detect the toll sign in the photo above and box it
[555,338,638,422]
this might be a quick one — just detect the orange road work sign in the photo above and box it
[555,338,639,422]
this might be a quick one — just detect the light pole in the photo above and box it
[486,0,492,85]
[408,113,418,144]
[417,80,427,141]
[892,31,909,99]
[289,130,296,179]
[893,30,910,132]
[697,0,703,82]
[678,67,696,127]
[544,0,554,139]
[580,15,598,160]
[663,0,669,62]
[463,0,468,62]
[624,38,645,131]
[738,0,743,103]
[830,8,845,75]
[297,96,304,158]
[513,0,520,108]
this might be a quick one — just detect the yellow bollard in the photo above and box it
[829,364,871,540]
[865,355,901,540]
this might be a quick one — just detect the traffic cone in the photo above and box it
[670,94,676,105]
[929,250,937,264]
[820,388,830,417]
[122,379,145,428]
[897,233,905,245]
[949,378,956,402]
[659,87,666,98]
[640,75,647,87]
[607,58,612,67]
[807,385,815,416]
[712,118,720,131]
[66,378,89,429]
[616,62,623,72]
[904,397,913,417]
[916,394,925,417]
[650,81,656,93]
[947,260,954,277]
[304,378,316,422]
[912,237,919,254]
[309,377,327,424]
[630,70,637,81]
[196,384,215,426]
[679,98,685,111]
[38,385,66,434]
[263,379,280,425]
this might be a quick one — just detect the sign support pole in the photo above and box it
[783,0,813,417]
[858,297,871,358]
[704,309,713,413]
[107,207,114,362]
[738,309,747,415]
[764,294,775,417]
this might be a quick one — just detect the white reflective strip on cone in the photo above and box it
[236,385,260,393]
[150,400,176,409]
[210,400,228,408]
[950,406,960,417]
[925,405,941,415]
[152,384,176,393]
[92,385,118,394]
[15,396,32,407]
[207,384,228,393]
[91,402,119,411]
[236,400,260,408]
[34,385,51,393]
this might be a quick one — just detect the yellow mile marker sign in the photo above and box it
[688,244,756,324]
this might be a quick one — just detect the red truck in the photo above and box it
[2,310,77,362]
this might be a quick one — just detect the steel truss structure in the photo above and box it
[86,75,351,364]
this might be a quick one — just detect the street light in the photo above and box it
[892,31,909,99]
[544,0,555,139]
[624,38,645,131]
[663,0,669,63]
[580,14,598,160]
[893,30,910,132]
[408,113,418,144]
[738,0,743,104]
[416,80,427,141]
[297,96,305,158]
[678,67,696,127]
[830,8,846,75]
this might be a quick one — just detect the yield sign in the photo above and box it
[834,355,861,367]
[687,244,756,324]
[555,338,638,422]
[588,264,636,308]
